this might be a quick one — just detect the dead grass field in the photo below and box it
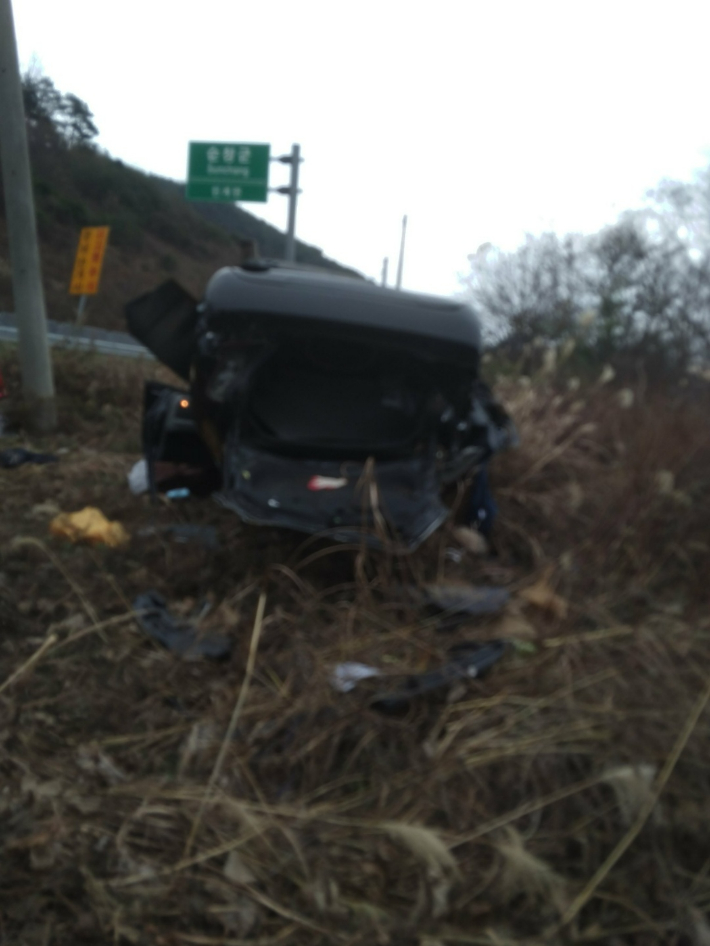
[1,347,710,946]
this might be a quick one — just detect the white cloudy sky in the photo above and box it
[13,0,710,296]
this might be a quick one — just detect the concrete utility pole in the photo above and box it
[381,257,389,287]
[0,0,56,431]
[395,214,408,290]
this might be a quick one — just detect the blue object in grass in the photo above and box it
[165,487,191,500]
[469,464,497,538]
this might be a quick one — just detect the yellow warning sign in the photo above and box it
[69,226,110,295]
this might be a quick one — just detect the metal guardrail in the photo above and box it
[0,312,153,360]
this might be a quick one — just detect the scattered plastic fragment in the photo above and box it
[49,507,129,547]
[422,583,510,617]
[467,465,497,538]
[136,524,220,549]
[371,641,507,714]
[166,524,219,548]
[0,448,58,469]
[445,547,464,564]
[330,662,382,693]
[308,475,348,491]
[329,642,507,712]
[127,459,149,495]
[132,590,231,658]
[166,487,191,500]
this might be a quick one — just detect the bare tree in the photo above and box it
[461,209,710,374]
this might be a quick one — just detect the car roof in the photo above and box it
[203,262,482,352]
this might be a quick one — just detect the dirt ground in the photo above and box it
[1,347,710,946]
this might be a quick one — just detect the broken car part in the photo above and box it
[0,448,58,468]
[371,640,506,713]
[371,640,507,713]
[329,641,507,713]
[136,524,220,549]
[421,583,511,617]
[398,583,511,629]
[132,590,231,658]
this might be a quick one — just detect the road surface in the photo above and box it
[0,312,153,360]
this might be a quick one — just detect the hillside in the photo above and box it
[0,75,361,332]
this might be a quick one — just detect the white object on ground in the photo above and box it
[330,662,382,693]
[127,459,149,495]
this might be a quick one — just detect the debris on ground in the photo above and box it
[165,486,191,500]
[332,640,508,713]
[132,590,232,658]
[417,582,511,620]
[0,447,58,468]
[1,347,710,945]
[49,506,129,547]
[126,458,149,494]
[137,522,220,548]
[330,661,382,692]
[468,463,498,537]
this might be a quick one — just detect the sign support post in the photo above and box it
[284,143,301,263]
[272,144,302,262]
[76,294,88,326]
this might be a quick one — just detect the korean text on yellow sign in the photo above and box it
[69,226,110,296]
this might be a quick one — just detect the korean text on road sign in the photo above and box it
[69,227,110,296]
[186,142,270,203]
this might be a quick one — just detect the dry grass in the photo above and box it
[1,350,710,944]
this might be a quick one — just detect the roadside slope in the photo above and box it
[0,108,360,331]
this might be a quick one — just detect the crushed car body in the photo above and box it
[126,261,516,549]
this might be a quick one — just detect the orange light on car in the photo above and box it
[179,399,189,409]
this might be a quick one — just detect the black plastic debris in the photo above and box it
[165,524,219,548]
[467,464,498,538]
[136,524,220,549]
[132,590,231,658]
[423,583,510,616]
[371,640,507,714]
[0,448,58,469]
[399,582,510,630]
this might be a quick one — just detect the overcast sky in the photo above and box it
[13,0,710,296]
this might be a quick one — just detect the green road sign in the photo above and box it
[186,142,270,202]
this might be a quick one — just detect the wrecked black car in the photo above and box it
[126,261,516,549]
